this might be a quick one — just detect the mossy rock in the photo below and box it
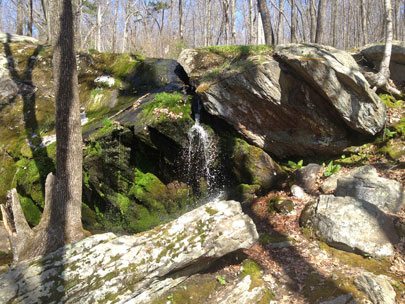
[380,139,405,160]
[230,138,285,192]
[19,195,41,226]
[12,156,54,206]
[129,169,167,211]
[231,183,260,204]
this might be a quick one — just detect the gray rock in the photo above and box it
[335,166,404,213]
[308,195,398,257]
[0,53,18,105]
[208,275,268,304]
[0,78,18,105]
[295,163,323,194]
[0,200,258,304]
[356,41,405,89]
[355,272,396,304]
[291,184,306,198]
[179,44,385,158]
[0,33,38,44]
[275,44,385,135]
[319,294,356,304]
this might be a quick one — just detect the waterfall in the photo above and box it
[185,94,220,196]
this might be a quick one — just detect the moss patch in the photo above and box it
[19,195,41,226]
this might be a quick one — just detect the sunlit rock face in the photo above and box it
[0,200,258,304]
[179,44,385,158]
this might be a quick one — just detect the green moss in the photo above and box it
[379,93,404,108]
[12,158,49,205]
[81,203,101,231]
[127,204,162,232]
[129,169,166,211]
[241,259,263,290]
[318,242,392,277]
[107,53,141,79]
[115,193,132,214]
[380,139,405,160]
[141,92,191,120]
[151,274,219,304]
[232,183,260,203]
[259,233,290,245]
[201,45,273,57]
[19,195,41,226]
[205,206,218,216]
[393,118,405,137]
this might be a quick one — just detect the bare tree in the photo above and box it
[16,0,24,35]
[257,0,275,45]
[290,0,297,42]
[178,0,183,40]
[1,0,85,263]
[315,0,327,44]
[374,0,401,95]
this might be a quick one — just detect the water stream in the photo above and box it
[185,93,221,198]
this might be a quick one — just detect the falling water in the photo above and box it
[185,95,220,196]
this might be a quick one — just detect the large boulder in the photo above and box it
[0,200,258,303]
[303,195,398,257]
[179,44,385,158]
[355,41,405,89]
[335,166,404,213]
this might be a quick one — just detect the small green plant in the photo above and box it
[287,159,304,170]
[216,275,227,285]
[323,161,341,177]
[102,118,113,128]
[384,128,397,140]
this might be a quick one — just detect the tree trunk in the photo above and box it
[277,0,284,44]
[332,0,338,47]
[16,0,24,35]
[315,0,326,44]
[206,0,212,46]
[361,0,368,45]
[28,0,33,36]
[373,0,400,95]
[248,0,255,44]
[230,0,236,44]
[257,0,275,45]
[1,0,85,264]
[96,3,102,51]
[290,0,297,43]
[178,0,184,40]
[309,0,316,42]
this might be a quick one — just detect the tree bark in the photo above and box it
[1,0,85,263]
[277,0,284,44]
[372,0,400,95]
[257,0,275,45]
[230,0,236,44]
[16,0,24,35]
[96,2,102,51]
[178,0,183,40]
[361,0,368,45]
[309,0,316,42]
[315,0,326,44]
[28,0,33,36]
[290,0,297,43]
